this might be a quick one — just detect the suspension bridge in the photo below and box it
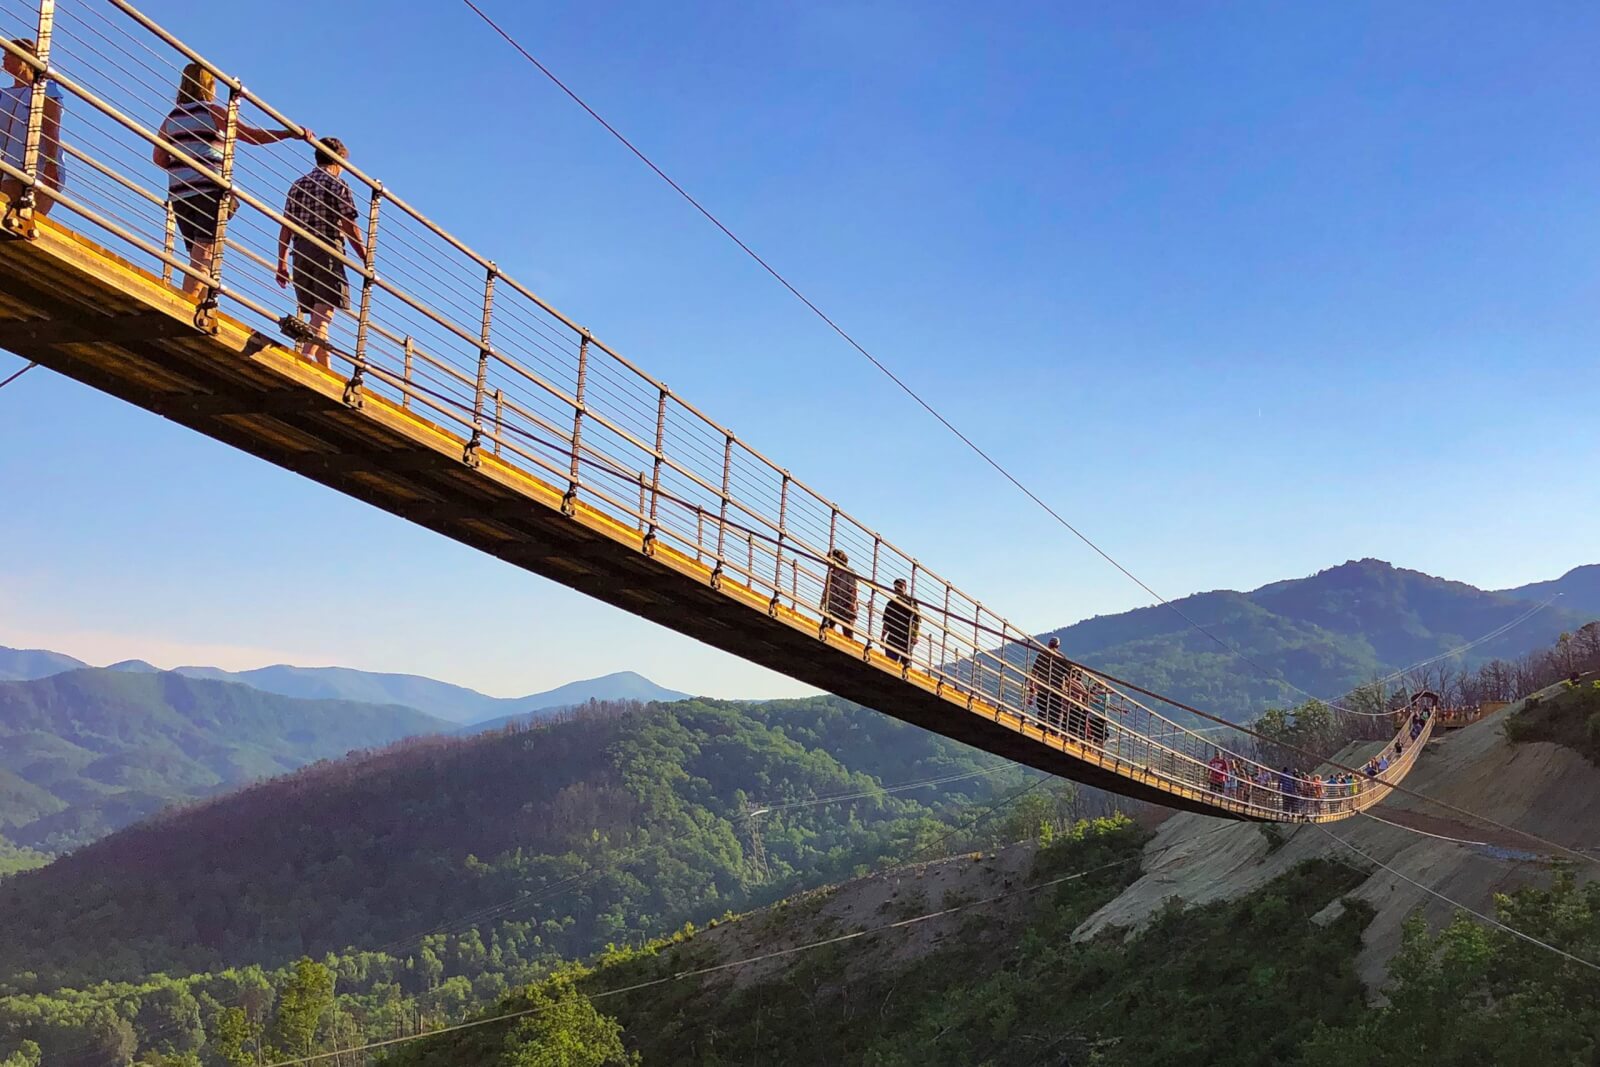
[0,0,1434,823]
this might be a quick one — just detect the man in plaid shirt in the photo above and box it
[276,136,366,366]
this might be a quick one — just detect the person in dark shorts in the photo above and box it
[155,61,303,296]
[276,137,366,366]
[881,578,921,667]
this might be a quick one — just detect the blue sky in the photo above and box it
[2,0,1597,698]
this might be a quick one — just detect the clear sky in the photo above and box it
[2,0,1597,698]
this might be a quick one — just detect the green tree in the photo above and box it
[79,1007,138,1067]
[134,982,204,1054]
[0,1040,41,1067]
[271,958,335,1058]
[498,981,635,1067]
[208,1007,255,1067]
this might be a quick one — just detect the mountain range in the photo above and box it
[0,558,1593,863]
[0,649,690,725]
[1042,560,1599,718]
[0,670,448,854]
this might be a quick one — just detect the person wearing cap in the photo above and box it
[882,577,921,666]
[1026,636,1071,734]
[820,548,859,640]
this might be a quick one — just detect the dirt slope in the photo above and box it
[1073,685,1600,991]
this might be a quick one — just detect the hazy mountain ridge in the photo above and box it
[0,645,88,681]
[1496,563,1600,618]
[1045,558,1595,717]
[0,669,447,853]
[0,646,691,725]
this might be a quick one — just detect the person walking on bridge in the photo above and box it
[820,548,858,640]
[155,61,304,298]
[277,137,367,367]
[1207,752,1228,794]
[1026,637,1071,733]
[1,38,63,220]
[882,578,921,667]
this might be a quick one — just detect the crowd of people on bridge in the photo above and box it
[1232,703,1435,820]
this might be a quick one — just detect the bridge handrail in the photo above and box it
[0,0,1434,821]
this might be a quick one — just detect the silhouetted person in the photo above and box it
[277,136,366,367]
[1027,637,1071,733]
[882,578,920,666]
[820,548,858,640]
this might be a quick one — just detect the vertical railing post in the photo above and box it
[644,387,667,554]
[863,536,881,657]
[770,474,789,612]
[466,263,496,466]
[909,563,921,672]
[346,183,383,407]
[971,607,982,707]
[161,200,176,283]
[636,471,647,532]
[939,584,951,680]
[565,333,590,512]
[401,336,414,410]
[713,434,733,582]
[2,0,54,235]
[492,389,504,456]
[195,81,242,329]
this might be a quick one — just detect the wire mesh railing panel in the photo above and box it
[0,0,1436,823]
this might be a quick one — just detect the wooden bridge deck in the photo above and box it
[0,199,1297,820]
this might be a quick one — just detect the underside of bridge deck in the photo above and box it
[0,212,1275,821]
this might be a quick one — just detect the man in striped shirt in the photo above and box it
[276,137,366,367]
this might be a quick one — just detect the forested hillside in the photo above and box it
[1046,558,1593,716]
[0,696,1072,992]
[0,669,445,855]
[383,822,1599,1067]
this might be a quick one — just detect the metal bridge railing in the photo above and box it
[0,0,1430,822]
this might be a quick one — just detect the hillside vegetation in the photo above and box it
[378,821,1600,1067]
[0,696,1076,991]
[0,669,445,853]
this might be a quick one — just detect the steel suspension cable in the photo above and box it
[455,0,1399,720]
[1317,825,1600,973]
[0,361,37,390]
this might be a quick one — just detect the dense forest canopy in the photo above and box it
[0,695,1106,991]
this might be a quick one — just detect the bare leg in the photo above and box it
[183,239,214,298]
[306,303,334,367]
